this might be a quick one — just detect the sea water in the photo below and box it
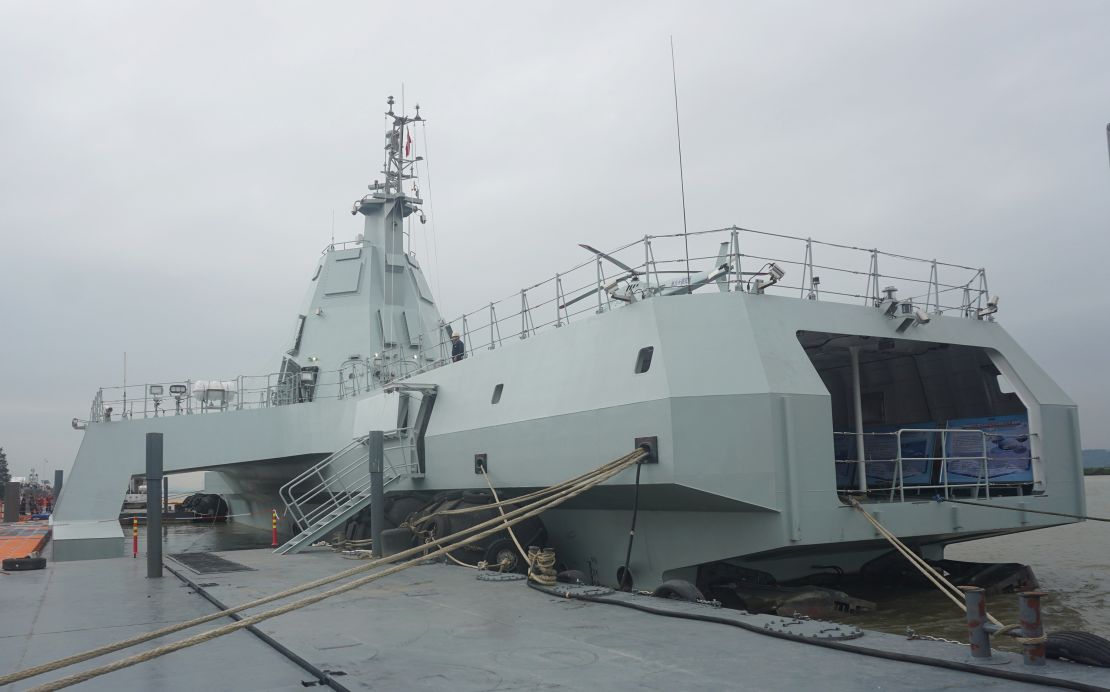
[852,475,1110,646]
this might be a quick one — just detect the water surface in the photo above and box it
[851,475,1110,647]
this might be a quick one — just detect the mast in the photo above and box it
[353,96,425,255]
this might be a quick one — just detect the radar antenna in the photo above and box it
[360,96,425,202]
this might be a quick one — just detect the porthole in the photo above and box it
[634,346,654,374]
[491,383,504,404]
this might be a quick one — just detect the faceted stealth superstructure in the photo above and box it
[55,99,1085,594]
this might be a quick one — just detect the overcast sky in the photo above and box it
[1,1,1108,480]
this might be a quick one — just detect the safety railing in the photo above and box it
[84,364,386,423]
[81,226,994,424]
[835,428,1034,502]
[278,427,416,532]
[389,226,994,382]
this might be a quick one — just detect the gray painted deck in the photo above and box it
[6,546,1107,691]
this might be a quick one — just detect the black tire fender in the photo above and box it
[1045,631,1110,667]
[461,489,492,505]
[3,556,46,571]
[652,579,705,602]
[379,527,415,557]
[557,569,587,585]
[482,538,525,573]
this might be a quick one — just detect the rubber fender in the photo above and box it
[3,556,46,571]
[379,527,415,557]
[1045,631,1110,667]
[652,579,705,602]
[557,570,587,585]
[482,538,527,573]
[460,489,493,505]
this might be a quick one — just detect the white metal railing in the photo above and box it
[391,226,993,382]
[834,428,1034,502]
[81,227,994,425]
[278,428,417,532]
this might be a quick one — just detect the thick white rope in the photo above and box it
[0,449,642,688]
[849,499,1005,628]
[17,451,644,691]
[480,466,532,566]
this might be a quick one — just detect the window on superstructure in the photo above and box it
[634,347,654,374]
[491,384,504,404]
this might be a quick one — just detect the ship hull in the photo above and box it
[55,290,1085,590]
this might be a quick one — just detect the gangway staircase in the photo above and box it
[275,429,414,555]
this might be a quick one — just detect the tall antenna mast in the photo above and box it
[670,36,691,293]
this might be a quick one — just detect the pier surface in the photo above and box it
[4,547,1108,691]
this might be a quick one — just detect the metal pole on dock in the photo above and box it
[368,430,385,558]
[2,482,19,522]
[145,432,163,578]
[53,470,63,508]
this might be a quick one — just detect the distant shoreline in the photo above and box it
[1085,467,1110,476]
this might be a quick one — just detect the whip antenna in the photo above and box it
[670,36,691,293]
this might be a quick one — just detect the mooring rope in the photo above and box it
[527,546,558,586]
[848,499,1002,626]
[479,466,533,566]
[852,499,1051,646]
[939,497,1110,523]
[408,452,640,528]
[9,450,644,691]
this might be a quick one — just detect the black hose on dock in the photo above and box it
[527,582,1109,692]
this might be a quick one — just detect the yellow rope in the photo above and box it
[409,452,641,528]
[480,467,532,566]
[15,451,644,691]
[527,546,558,586]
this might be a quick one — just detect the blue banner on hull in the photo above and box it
[943,414,1032,484]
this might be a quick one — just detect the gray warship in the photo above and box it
[53,98,1086,596]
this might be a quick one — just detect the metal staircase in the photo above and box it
[275,429,415,555]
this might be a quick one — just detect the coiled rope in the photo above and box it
[3,449,645,690]
[527,546,558,586]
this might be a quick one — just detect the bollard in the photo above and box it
[145,433,163,578]
[368,430,385,559]
[961,586,992,659]
[271,509,278,547]
[132,517,138,558]
[1018,592,1046,666]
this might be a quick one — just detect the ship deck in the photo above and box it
[4,546,1109,691]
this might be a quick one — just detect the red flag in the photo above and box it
[405,128,412,157]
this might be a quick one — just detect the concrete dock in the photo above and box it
[3,547,1108,691]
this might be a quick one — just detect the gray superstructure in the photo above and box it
[53,99,1085,592]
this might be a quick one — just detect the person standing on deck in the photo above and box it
[451,333,465,362]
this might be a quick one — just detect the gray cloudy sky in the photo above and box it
[1,1,1108,480]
